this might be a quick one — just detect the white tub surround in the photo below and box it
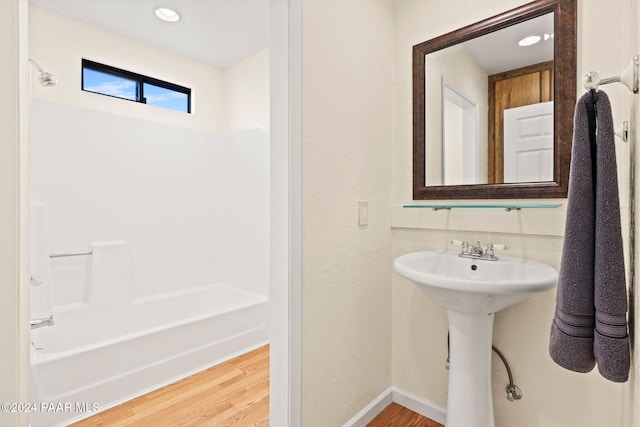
[29,283,268,427]
[28,204,268,426]
[29,204,54,321]
[88,241,133,304]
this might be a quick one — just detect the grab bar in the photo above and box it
[30,315,54,329]
[49,251,92,258]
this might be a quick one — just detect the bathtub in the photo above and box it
[28,283,268,427]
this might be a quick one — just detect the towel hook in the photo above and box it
[582,55,639,93]
[582,56,637,143]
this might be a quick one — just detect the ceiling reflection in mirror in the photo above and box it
[425,13,554,187]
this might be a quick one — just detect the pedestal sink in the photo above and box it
[394,250,558,427]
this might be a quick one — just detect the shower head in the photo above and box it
[38,71,57,87]
[28,59,58,87]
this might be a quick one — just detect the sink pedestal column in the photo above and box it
[446,310,495,427]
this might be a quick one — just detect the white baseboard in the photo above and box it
[391,387,446,424]
[343,386,393,427]
[343,386,447,427]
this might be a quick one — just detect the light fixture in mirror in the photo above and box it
[413,0,576,200]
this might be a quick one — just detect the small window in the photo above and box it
[143,81,190,113]
[82,59,191,113]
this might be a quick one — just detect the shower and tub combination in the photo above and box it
[28,74,270,425]
[28,227,267,427]
[29,232,268,427]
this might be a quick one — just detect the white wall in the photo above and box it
[29,7,270,301]
[392,1,637,426]
[301,0,394,425]
[0,0,29,425]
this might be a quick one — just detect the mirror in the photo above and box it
[413,0,576,199]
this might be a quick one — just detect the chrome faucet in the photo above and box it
[470,241,485,256]
[452,240,506,261]
[30,315,54,329]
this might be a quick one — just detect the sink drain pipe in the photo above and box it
[446,332,523,401]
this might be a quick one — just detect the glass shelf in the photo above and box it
[402,204,561,211]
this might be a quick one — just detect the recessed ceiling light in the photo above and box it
[154,6,181,23]
[518,35,541,47]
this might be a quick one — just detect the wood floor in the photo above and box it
[70,344,441,427]
[367,403,443,427]
[71,345,270,427]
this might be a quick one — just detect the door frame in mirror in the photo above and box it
[412,0,576,200]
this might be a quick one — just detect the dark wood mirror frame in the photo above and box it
[413,0,576,200]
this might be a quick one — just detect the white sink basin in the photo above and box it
[394,250,558,314]
[394,250,558,427]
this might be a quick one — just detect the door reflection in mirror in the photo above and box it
[424,44,488,187]
[441,79,483,186]
[423,12,553,187]
[503,101,554,183]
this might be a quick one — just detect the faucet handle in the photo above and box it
[479,243,504,260]
[486,243,508,257]
[450,240,470,255]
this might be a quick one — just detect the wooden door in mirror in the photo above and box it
[489,61,554,184]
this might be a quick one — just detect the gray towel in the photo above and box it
[549,90,630,382]
[593,92,630,382]
[550,91,597,373]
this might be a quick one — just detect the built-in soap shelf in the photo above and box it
[403,204,561,212]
